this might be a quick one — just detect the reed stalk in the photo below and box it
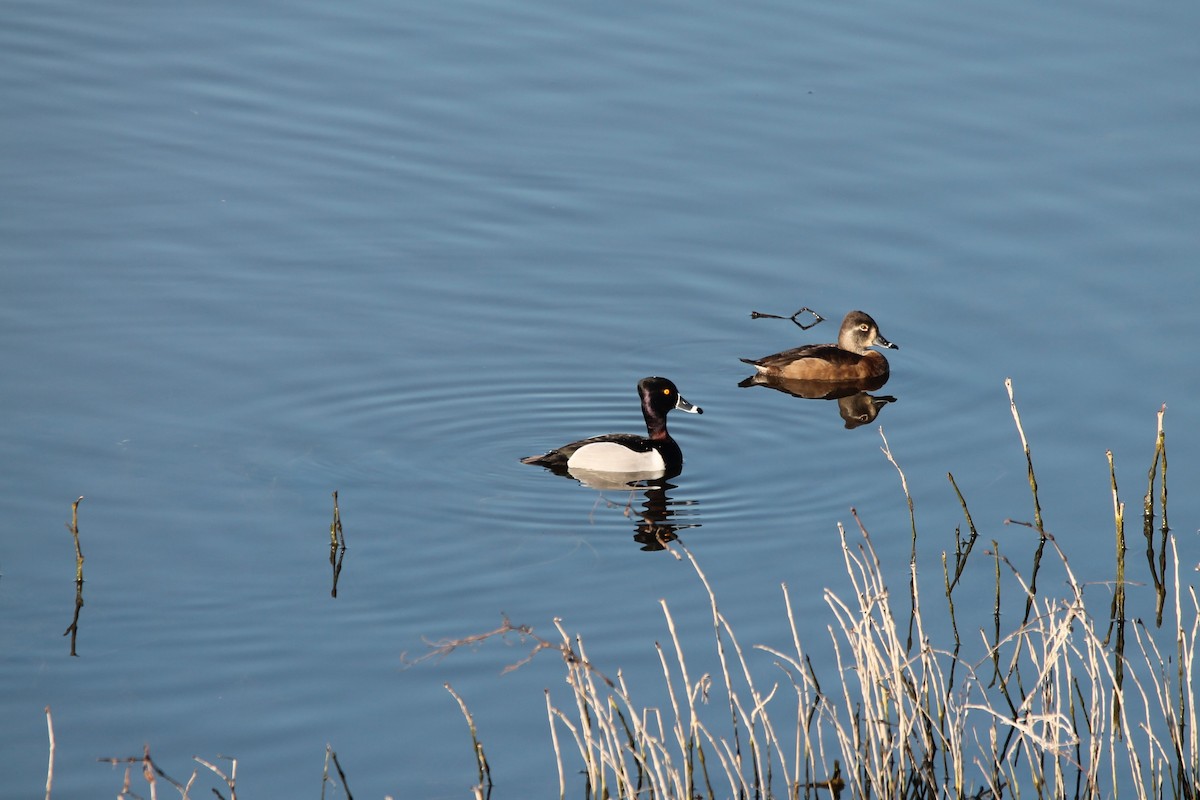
[516,390,1196,799]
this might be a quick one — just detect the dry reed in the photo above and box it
[511,386,1198,799]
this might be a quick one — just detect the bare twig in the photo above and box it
[99,745,191,798]
[320,744,354,800]
[193,755,237,800]
[44,706,54,800]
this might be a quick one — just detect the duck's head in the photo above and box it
[837,311,897,355]
[639,376,703,419]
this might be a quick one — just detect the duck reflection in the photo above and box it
[737,372,897,429]
[529,465,699,551]
[628,481,696,551]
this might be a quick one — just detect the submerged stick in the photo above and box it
[1105,449,1127,732]
[1005,379,1048,627]
[879,427,918,653]
[1143,406,1169,626]
[1153,404,1169,537]
[1005,379,1045,537]
[330,748,354,800]
[63,496,85,656]
[66,496,85,582]
[329,490,345,547]
[946,473,979,593]
[446,683,493,795]
[329,490,346,598]
[942,472,978,663]
[97,745,190,795]
[749,306,825,330]
[988,542,1004,685]
[320,744,355,800]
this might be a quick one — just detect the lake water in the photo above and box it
[3,0,1199,797]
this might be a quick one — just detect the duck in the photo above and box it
[739,310,897,382]
[521,376,702,476]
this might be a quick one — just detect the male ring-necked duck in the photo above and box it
[740,310,897,382]
[521,376,703,475]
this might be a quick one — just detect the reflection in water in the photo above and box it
[737,372,897,429]
[611,480,699,552]
[630,482,698,551]
[600,480,700,552]
[527,464,699,552]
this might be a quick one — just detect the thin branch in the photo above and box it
[44,706,54,800]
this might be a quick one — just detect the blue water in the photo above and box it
[3,1,1199,797]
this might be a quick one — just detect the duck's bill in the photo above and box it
[876,336,898,350]
[676,395,703,414]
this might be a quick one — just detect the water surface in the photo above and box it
[3,1,1199,796]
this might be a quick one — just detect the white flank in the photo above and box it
[566,441,666,473]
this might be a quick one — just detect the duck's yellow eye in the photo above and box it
[663,388,672,395]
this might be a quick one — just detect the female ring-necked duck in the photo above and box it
[740,310,897,382]
[521,376,703,475]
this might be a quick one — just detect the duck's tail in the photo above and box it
[521,451,569,468]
